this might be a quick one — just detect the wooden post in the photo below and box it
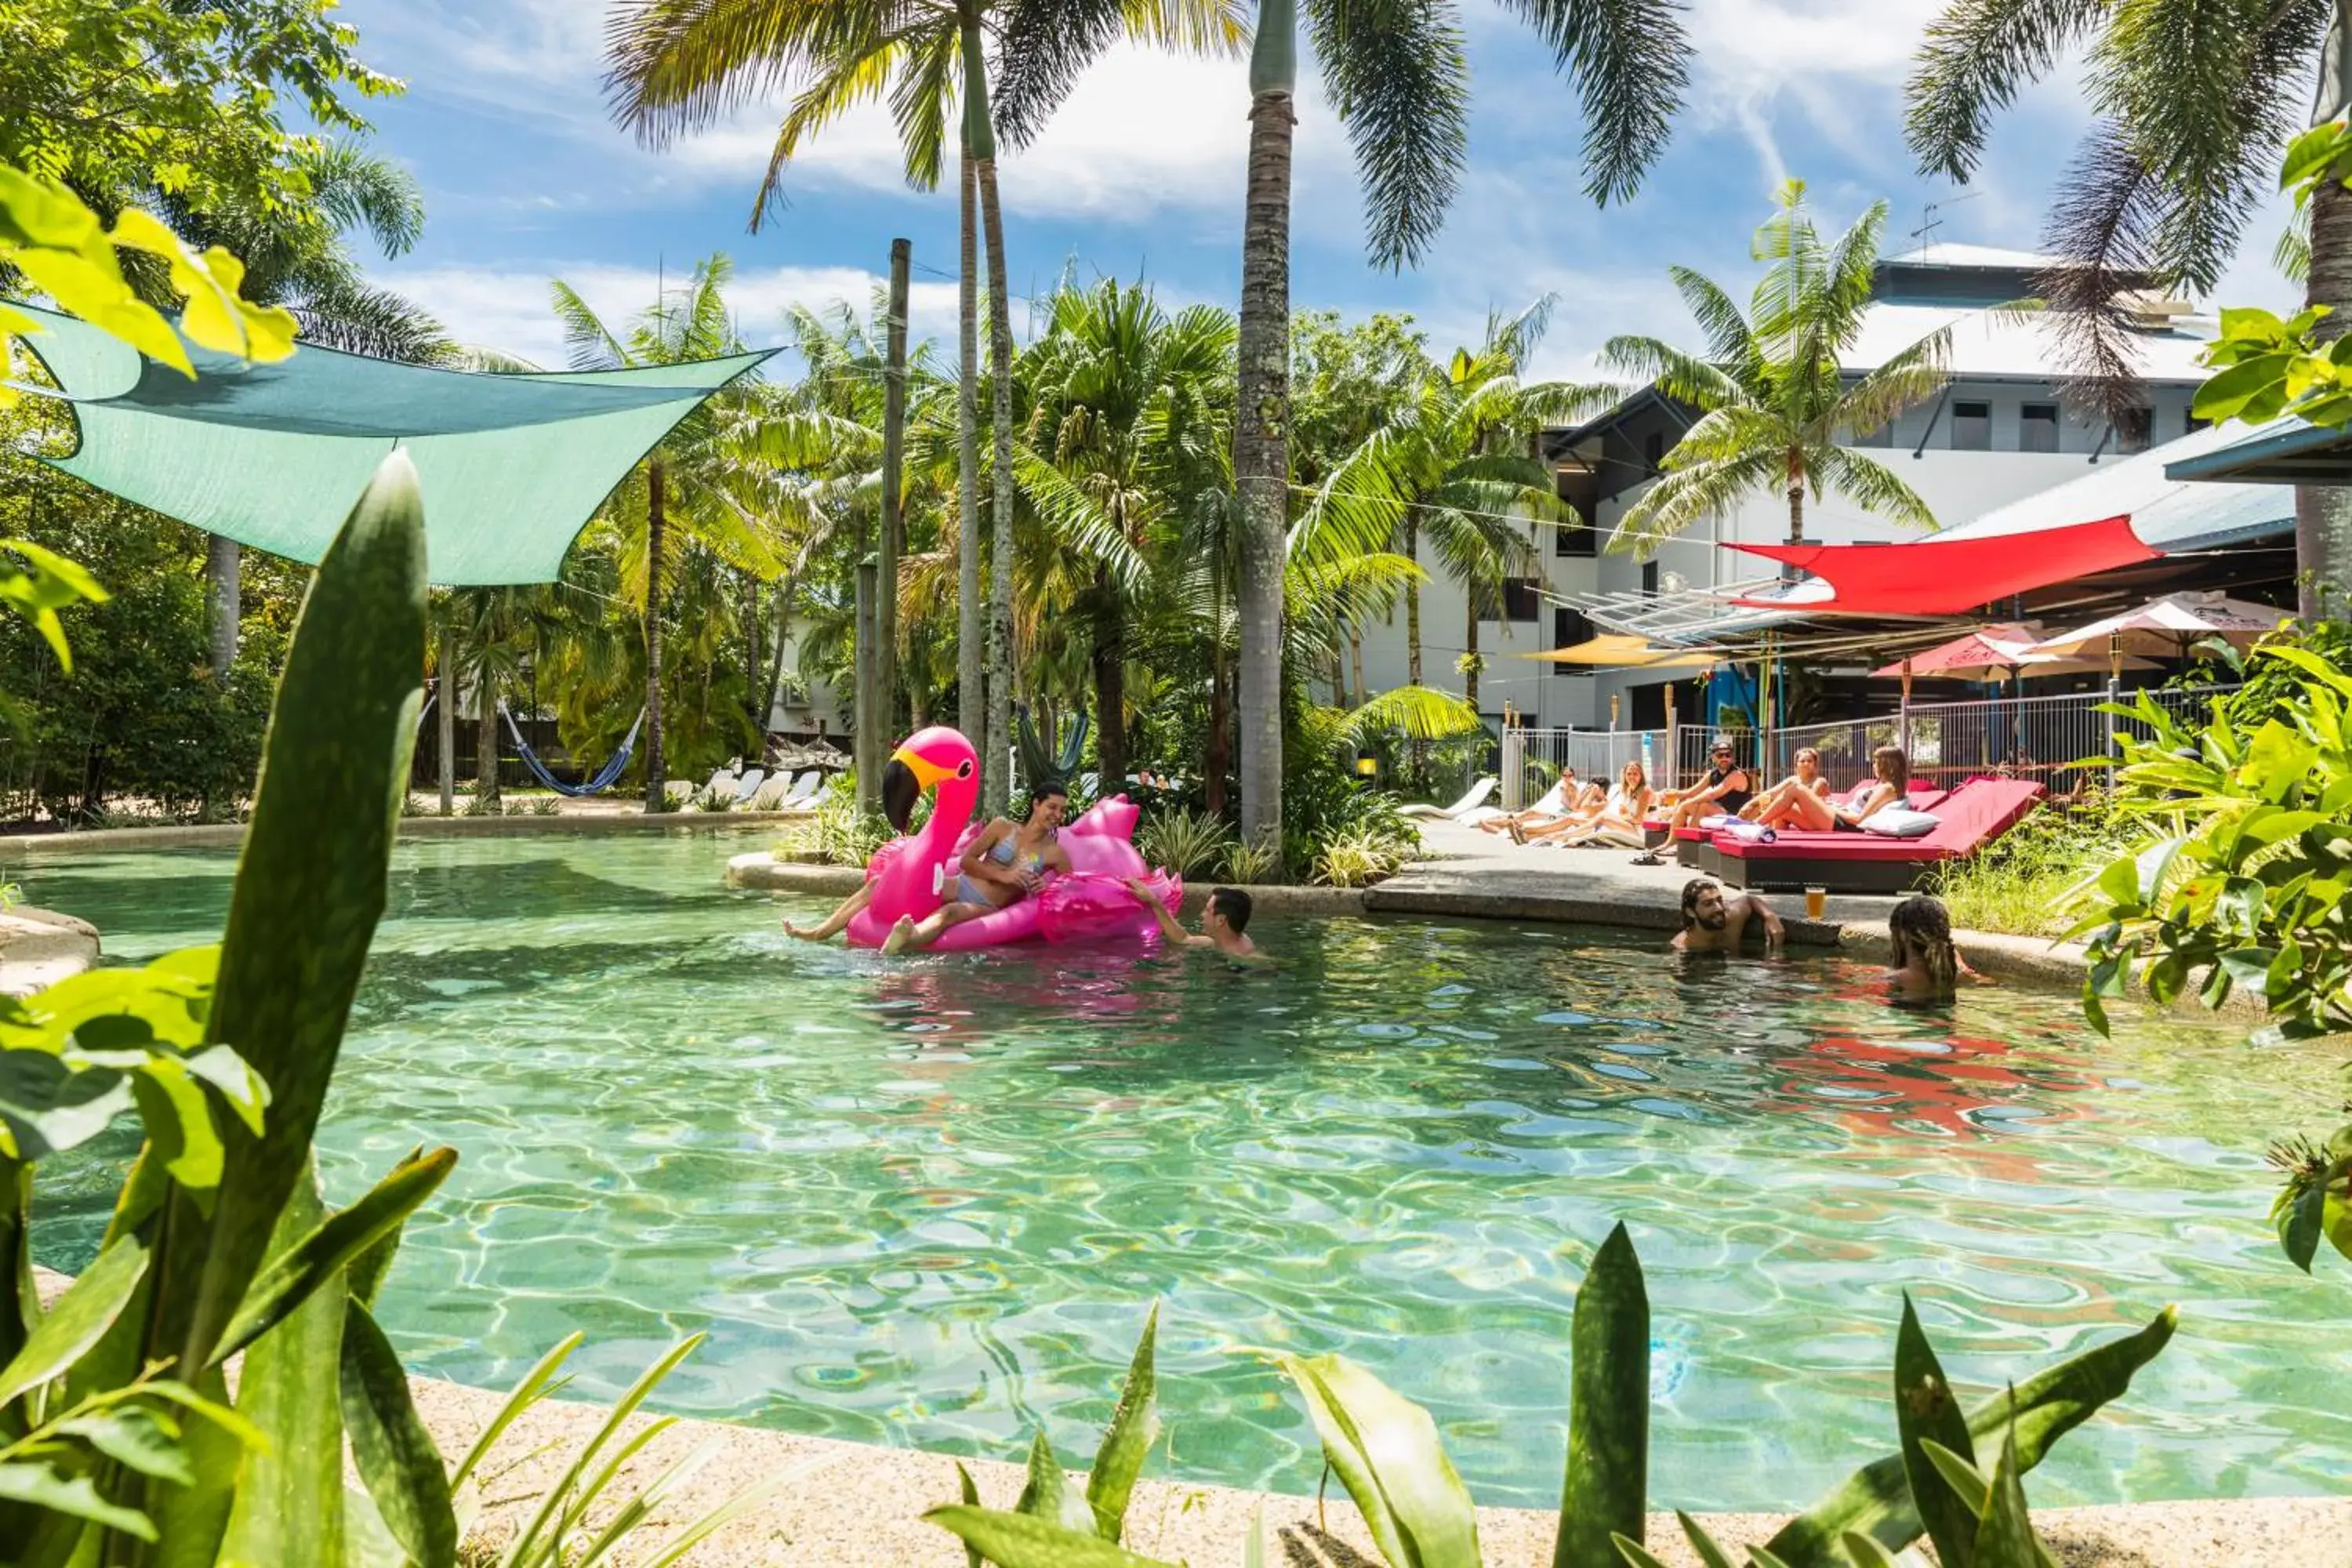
[1899,656,1914,757]
[1664,680,1678,790]
[878,238,910,753]
[855,560,880,811]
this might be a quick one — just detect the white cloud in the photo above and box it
[380,263,964,369]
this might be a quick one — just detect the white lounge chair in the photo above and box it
[1399,777,1497,821]
[702,767,737,800]
[1484,778,1570,826]
[728,768,767,806]
[779,770,824,806]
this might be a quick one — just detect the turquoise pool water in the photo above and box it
[17,834,2350,1511]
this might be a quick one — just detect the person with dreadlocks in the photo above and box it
[1886,894,1983,1002]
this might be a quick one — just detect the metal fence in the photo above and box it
[1674,686,2226,797]
[1500,728,1668,810]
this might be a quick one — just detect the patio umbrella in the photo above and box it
[2023,592,2290,665]
[1869,624,2157,684]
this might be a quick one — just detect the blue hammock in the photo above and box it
[499,702,646,797]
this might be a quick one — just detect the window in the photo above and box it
[2020,403,2060,453]
[1552,606,1592,675]
[1951,400,1992,451]
[2187,410,2210,435]
[2116,406,2153,453]
[1642,431,1664,473]
[1553,505,1597,557]
[1501,578,1541,621]
[1640,560,1659,597]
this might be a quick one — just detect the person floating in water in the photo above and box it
[1126,879,1260,959]
[1671,876,1784,953]
[881,779,1075,953]
[1886,893,1982,1002]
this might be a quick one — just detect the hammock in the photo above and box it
[499,702,646,797]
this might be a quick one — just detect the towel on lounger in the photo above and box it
[1716,819,1777,844]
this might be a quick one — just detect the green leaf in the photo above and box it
[2192,356,2291,421]
[1016,1430,1095,1536]
[1086,1303,1159,1543]
[340,1298,456,1568]
[1611,1535,1670,1568]
[0,1460,156,1538]
[53,1405,191,1485]
[1762,1308,2175,1566]
[451,1330,580,1490]
[1556,1221,1649,1568]
[2280,1178,2328,1272]
[1918,1439,1991,1515]
[2281,122,2352,191]
[1836,1533,1900,1568]
[957,1461,985,1568]
[210,1146,456,1366]
[1971,1425,2046,1568]
[1893,1296,1976,1568]
[0,1048,133,1160]
[1277,1352,1483,1568]
[925,1504,1185,1568]
[1675,1512,1738,1568]
[0,1236,148,1408]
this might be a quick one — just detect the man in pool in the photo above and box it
[1125,879,1260,959]
[1671,876,1784,954]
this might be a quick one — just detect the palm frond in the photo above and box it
[1904,0,2108,180]
[1811,445,1941,532]
[1307,0,1471,270]
[1606,448,1781,557]
[1338,682,1483,742]
[550,278,631,372]
[1599,335,1748,411]
[1495,0,1692,204]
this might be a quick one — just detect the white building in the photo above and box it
[1350,243,2216,732]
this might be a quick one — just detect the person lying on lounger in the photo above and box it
[1528,760,1655,848]
[1766,743,1909,833]
[1744,746,1835,828]
[1671,876,1784,954]
[1505,778,1608,843]
[1479,770,1583,834]
[1660,740,1755,832]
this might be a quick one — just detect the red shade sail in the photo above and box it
[1724,515,2159,615]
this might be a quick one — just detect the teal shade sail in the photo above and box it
[12,303,774,585]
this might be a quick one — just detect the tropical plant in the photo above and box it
[2065,635,2352,1277]
[0,455,464,1562]
[1904,0,2348,619]
[1221,833,1283,885]
[989,0,1693,850]
[924,1225,2176,1568]
[1602,181,1954,558]
[1308,824,1409,887]
[1138,808,1233,880]
[607,0,1244,821]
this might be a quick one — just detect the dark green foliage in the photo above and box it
[1555,1223,1647,1568]
[1893,1296,1977,1568]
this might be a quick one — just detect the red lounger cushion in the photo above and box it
[1715,779,2040,864]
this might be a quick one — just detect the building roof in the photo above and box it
[1847,302,2210,383]
[2162,414,2352,484]
[16,302,772,586]
[1879,241,2056,272]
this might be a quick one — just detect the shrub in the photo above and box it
[1310,825,1413,888]
[1136,808,1232,879]
[1221,834,1283,885]
[1929,790,2140,939]
[809,775,894,868]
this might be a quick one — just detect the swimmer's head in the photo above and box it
[1681,877,1727,931]
[1027,778,1069,828]
[1207,886,1252,936]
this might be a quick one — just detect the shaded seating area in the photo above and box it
[1700,778,2045,894]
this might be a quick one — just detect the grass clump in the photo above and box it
[1930,791,2141,939]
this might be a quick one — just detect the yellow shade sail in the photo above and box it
[1530,633,1726,670]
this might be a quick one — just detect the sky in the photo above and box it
[342,0,2303,381]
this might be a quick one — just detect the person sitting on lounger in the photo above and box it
[1531,760,1656,848]
[1506,778,1608,843]
[1745,746,1835,828]
[1661,739,1755,833]
[1771,743,1910,833]
[1671,876,1784,953]
[1479,769,1582,835]
[1886,894,1982,1003]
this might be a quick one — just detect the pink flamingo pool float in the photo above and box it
[844,724,1183,950]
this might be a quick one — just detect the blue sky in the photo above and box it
[345,0,2299,378]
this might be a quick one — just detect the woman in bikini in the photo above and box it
[882,779,1075,953]
[1537,759,1656,847]
[1886,894,1983,1002]
[1745,746,1835,829]
[1776,743,1910,833]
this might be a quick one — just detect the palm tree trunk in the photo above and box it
[1404,515,1426,785]
[2300,174,2352,619]
[437,615,456,816]
[966,22,1017,815]
[765,573,796,724]
[1787,474,1805,546]
[1463,593,1481,713]
[205,533,239,681]
[1207,644,1232,818]
[476,661,499,810]
[956,114,985,748]
[744,574,764,743]
[644,458,667,810]
[1092,578,1127,788]
[1233,0,1296,850]
[1349,626,1366,707]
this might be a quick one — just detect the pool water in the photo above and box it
[18,835,2351,1511]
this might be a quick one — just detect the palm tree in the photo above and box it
[604,0,1241,814]
[1018,278,1236,785]
[1599,182,1953,557]
[549,256,790,808]
[1302,302,1599,721]
[1904,0,2345,615]
[999,0,1695,845]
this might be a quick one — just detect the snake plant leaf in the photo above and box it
[1748,1551,1796,1568]
[163,448,427,1378]
[340,1298,456,1568]
[1244,1500,1265,1568]
[0,1461,156,1537]
[1276,1352,1482,1568]
[1893,1296,1976,1568]
[1555,1222,1649,1568]
[927,1504,1185,1568]
[53,1405,191,1485]
[1017,1430,1097,1535]
[1087,1303,1160,1543]
[209,1146,456,1367]
[451,1330,583,1490]
[1836,1531,1900,1568]
[1918,1441,1991,1515]
[1762,1306,2175,1567]
[1675,1511,1738,1568]
[347,1146,424,1310]
[1610,1536,1670,1568]
[0,1235,146,1408]
[958,1461,986,1568]
[1971,1426,2054,1568]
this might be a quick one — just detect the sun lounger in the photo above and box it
[1400,777,1498,821]
[779,770,824,807]
[728,768,766,806]
[1664,785,1951,875]
[1711,778,2042,894]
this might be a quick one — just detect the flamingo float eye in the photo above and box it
[956,758,975,779]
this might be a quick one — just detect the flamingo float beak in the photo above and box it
[883,745,954,832]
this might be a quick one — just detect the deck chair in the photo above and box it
[780,770,823,806]
[1399,777,1497,820]
[728,768,767,806]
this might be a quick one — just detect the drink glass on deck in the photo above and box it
[1804,885,1827,920]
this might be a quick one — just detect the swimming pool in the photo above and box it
[17,834,2350,1511]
